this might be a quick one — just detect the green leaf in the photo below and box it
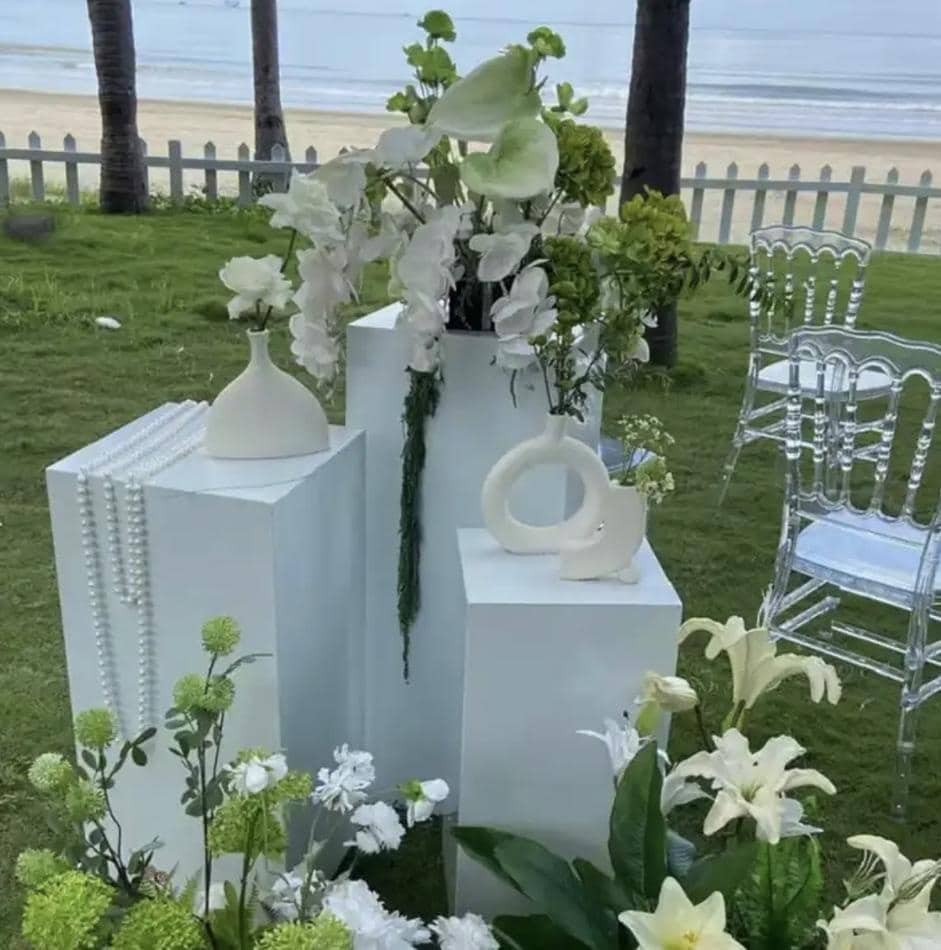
[528,26,566,59]
[683,840,758,904]
[452,826,526,895]
[80,749,97,770]
[133,726,157,744]
[608,742,666,901]
[493,915,587,950]
[418,10,456,41]
[556,81,574,109]
[430,162,461,206]
[572,858,635,914]
[131,746,147,766]
[461,118,559,199]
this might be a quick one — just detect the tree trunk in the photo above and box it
[86,0,147,213]
[251,0,290,189]
[620,0,691,367]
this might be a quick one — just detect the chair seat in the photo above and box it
[758,358,893,397]
[793,510,938,607]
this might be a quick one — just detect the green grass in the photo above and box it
[2,205,941,943]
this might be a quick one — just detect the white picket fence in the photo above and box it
[1,132,940,254]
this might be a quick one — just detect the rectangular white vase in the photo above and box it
[46,408,365,878]
[454,529,682,918]
[345,305,602,802]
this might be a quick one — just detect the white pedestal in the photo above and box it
[454,529,682,919]
[346,306,602,802]
[46,406,365,878]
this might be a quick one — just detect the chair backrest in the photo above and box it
[750,226,872,351]
[786,327,941,542]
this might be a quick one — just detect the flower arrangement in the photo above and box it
[17,617,490,949]
[613,414,675,504]
[455,604,941,948]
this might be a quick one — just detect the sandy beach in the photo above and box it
[2,88,939,251]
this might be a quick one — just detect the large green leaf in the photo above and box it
[493,837,618,950]
[572,858,635,914]
[683,841,758,904]
[608,743,667,901]
[452,826,526,894]
[460,118,559,199]
[494,914,588,950]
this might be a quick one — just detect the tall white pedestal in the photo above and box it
[454,529,682,919]
[46,407,365,879]
[346,306,602,802]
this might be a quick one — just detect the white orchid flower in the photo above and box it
[461,117,559,200]
[402,778,450,827]
[374,125,443,170]
[258,174,343,242]
[491,265,558,370]
[578,718,648,782]
[661,768,711,816]
[312,744,375,813]
[673,730,835,844]
[427,46,541,141]
[407,330,444,374]
[346,801,406,855]
[289,312,340,382]
[294,245,355,320]
[619,876,745,950]
[311,151,371,211]
[431,913,498,950]
[468,222,538,283]
[219,255,293,321]
[324,879,431,948]
[679,616,842,716]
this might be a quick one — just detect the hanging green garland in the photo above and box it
[397,368,442,680]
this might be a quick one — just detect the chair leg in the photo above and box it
[892,694,921,823]
[717,378,758,507]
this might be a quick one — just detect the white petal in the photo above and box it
[94,316,122,330]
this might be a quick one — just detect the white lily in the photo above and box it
[468,221,538,283]
[661,768,711,816]
[679,615,842,716]
[258,174,343,242]
[619,876,745,949]
[402,778,450,827]
[461,117,559,200]
[218,255,293,321]
[577,718,647,782]
[491,265,558,370]
[673,729,835,844]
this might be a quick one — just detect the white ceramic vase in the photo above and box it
[559,483,648,583]
[204,329,330,459]
[481,412,611,554]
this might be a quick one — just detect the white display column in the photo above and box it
[345,306,602,802]
[46,404,365,879]
[454,529,682,919]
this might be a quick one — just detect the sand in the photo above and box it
[2,88,939,251]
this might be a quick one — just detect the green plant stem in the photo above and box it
[384,178,426,224]
[238,814,258,950]
[694,705,714,752]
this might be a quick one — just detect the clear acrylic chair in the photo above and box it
[718,226,874,504]
[763,326,941,819]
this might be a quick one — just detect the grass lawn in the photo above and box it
[2,205,941,944]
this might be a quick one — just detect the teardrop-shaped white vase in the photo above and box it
[559,482,648,583]
[481,412,611,554]
[204,329,329,459]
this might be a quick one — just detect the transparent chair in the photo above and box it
[719,226,875,504]
[763,326,941,819]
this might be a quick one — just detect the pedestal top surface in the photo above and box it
[48,402,361,504]
[458,528,681,607]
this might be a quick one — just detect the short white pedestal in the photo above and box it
[346,306,602,801]
[454,529,682,919]
[46,407,365,879]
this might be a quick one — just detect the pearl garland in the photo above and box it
[76,402,208,736]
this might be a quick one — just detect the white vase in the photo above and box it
[481,412,611,554]
[559,483,649,583]
[204,329,330,459]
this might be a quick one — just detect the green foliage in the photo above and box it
[547,117,616,208]
[110,896,207,950]
[551,81,588,117]
[542,236,601,328]
[527,26,566,59]
[256,916,353,949]
[74,707,118,749]
[418,10,456,41]
[27,751,74,793]
[172,672,236,715]
[200,615,241,656]
[14,848,71,889]
[387,10,459,122]
[64,779,107,823]
[21,871,113,950]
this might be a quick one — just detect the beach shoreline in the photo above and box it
[2,88,938,251]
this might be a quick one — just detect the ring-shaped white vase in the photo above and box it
[481,412,611,554]
[204,329,330,459]
[559,482,649,583]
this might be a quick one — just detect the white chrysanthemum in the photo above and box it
[312,744,375,813]
[346,802,405,854]
[431,914,498,950]
[323,879,431,949]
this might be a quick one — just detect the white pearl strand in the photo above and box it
[76,401,207,736]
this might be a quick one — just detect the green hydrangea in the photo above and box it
[65,779,106,823]
[256,915,352,950]
[543,235,601,327]
[551,118,616,208]
[200,616,241,656]
[111,896,206,950]
[21,871,112,950]
[173,673,235,715]
[15,848,71,889]
[28,751,74,793]
[209,794,286,860]
[74,708,118,749]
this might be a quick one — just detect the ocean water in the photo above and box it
[2,0,941,140]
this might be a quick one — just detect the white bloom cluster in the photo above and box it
[312,744,375,813]
[226,752,288,796]
[346,801,406,854]
[323,879,431,949]
[491,265,558,371]
[430,913,498,950]
[219,255,293,322]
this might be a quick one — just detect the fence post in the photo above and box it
[305,145,318,169]
[812,165,831,230]
[782,163,800,227]
[140,139,149,196]
[0,131,9,206]
[63,134,79,205]
[874,167,899,250]
[842,165,866,236]
[689,161,706,240]
[168,139,184,202]
[718,162,737,244]
[269,143,288,191]
[28,131,45,201]
[750,162,769,233]
[204,141,217,200]
[237,143,252,207]
[907,170,932,253]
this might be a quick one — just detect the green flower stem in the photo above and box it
[257,228,297,332]
[238,812,259,950]
[384,178,427,224]
[694,705,714,753]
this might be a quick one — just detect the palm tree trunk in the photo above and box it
[620,0,691,367]
[251,0,290,189]
[86,0,148,213]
